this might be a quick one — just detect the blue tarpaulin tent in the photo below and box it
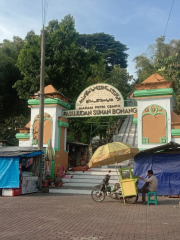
[0,157,19,188]
[134,153,180,195]
[0,147,43,189]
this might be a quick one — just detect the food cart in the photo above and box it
[119,167,138,203]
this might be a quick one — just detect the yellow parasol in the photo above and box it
[88,142,139,168]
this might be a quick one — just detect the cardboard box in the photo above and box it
[2,188,21,197]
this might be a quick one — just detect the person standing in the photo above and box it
[137,170,158,204]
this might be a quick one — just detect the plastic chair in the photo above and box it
[147,191,158,205]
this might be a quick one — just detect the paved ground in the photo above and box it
[0,193,180,240]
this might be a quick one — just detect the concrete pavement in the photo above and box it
[0,193,180,240]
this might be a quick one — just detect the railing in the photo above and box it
[124,99,137,107]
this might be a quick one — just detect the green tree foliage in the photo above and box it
[68,65,133,144]
[134,36,180,114]
[155,53,180,114]
[1,14,130,144]
[0,115,28,145]
[0,37,25,118]
[0,37,29,144]
[14,31,41,100]
[133,55,154,83]
[15,15,102,101]
[78,33,128,69]
[67,117,118,145]
[105,65,133,95]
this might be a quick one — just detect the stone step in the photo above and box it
[100,163,130,168]
[47,160,133,195]
[67,171,122,176]
[113,115,138,148]
[128,133,136,137]
[113,135,123,142]
[127,139,134,145]
[62,182,96,187]
[63,175,120,180]
[119,118,129,135]
[92,167,123,170]
[62,178,120,184]
[122,115,133,143]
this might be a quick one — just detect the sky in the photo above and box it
[0,0,179,77]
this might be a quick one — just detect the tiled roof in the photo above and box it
[38,85,59,94]
[171,111,180,123]
[134,73,173,90]
[25,121,31,128]
[142,73,167,83]
[36,84,69,100]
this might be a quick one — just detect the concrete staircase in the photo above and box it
[113,115,137,147]
[48,114,137,195]
[127,122,138,147]
[113,115,132,143]
[48,164,130,195]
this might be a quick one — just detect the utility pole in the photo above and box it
[38,26,45,190]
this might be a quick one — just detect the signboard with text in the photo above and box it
[62,83,137,118]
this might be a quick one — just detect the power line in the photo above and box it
[164,0,175,37]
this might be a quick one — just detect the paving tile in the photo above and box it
[0,194,180,240]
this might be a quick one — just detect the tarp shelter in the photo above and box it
[0,147,43,188]
[134,142,180,195]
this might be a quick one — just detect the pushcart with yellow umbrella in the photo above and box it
[88,142,139,203]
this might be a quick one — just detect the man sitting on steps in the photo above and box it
[137,170,158,204]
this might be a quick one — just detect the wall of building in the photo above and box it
[30,105,63,148]
[19,140,31,147]
[171,138,180,144]
[136,96,174,149]
[54,107,63,149]
[55,126,68,172]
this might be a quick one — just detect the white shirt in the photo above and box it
[143,175,158,192]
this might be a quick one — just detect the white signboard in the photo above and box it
[62,83,137,118]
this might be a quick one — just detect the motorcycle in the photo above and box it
[91,170,138,204]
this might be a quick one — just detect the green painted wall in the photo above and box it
[134,88,175,99]
[28,98,71,109]
[16,133,30,139]
[171,129,180,136]
[133,118,138,125]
